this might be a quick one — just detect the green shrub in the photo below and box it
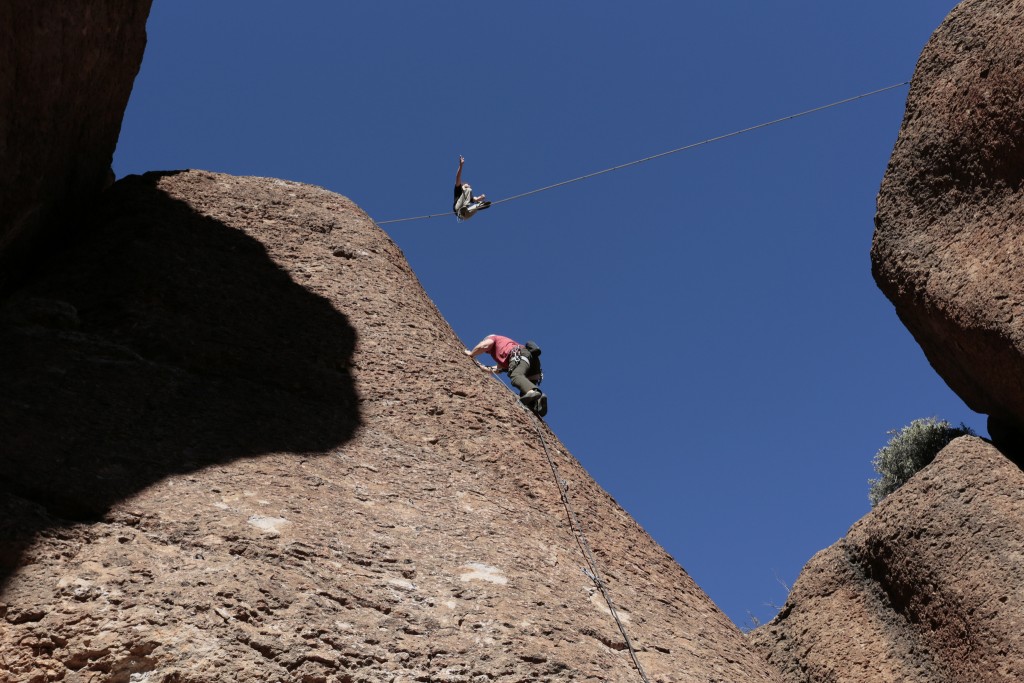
[868,417,975,507]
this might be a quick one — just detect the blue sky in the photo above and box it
[114,1,970,628]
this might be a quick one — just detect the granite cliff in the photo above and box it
[5,0,1024,681]
[750,0,1024,680]
[0,170,780,682]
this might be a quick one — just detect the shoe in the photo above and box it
[535,393,548,417]
[477,201,492,210]
[520,389,541,408]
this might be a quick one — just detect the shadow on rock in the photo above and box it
[987,415,1024,470]
[0,173,360,584]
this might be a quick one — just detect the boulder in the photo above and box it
[872,0,1024,443]
[0,170,780,682]
[751,436,1024,682]
[0,1,151,291]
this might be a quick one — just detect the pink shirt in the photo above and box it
[486,334,521,369]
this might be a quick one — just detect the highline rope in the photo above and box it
[375,80,910,226]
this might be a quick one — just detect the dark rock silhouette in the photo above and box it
[0,1,151,292]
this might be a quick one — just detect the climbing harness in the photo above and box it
[456,201,492,222]
[507,347,529,374]
[376,80,910,226]
[523,406,652,683]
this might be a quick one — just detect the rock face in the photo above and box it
[0,170,780,682]
[753,3,1024,678]
[751,436,1024,682]
[0,1,152,292]
[872,0,1024,440]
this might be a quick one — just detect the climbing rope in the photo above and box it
[525,409,652,683]
[376,80,910,226]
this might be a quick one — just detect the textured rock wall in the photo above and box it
[0,170,780,682]
[0,1,151,291]
[750,437,1024,682]
[872,0,1024,439]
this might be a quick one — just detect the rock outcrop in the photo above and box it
[752,2,1024,679]
[0,170,780,682]
[872,0,1024,444]
[750,436,1024,682]
[0,1,151,292]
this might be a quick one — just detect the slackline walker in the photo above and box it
[522,403,651,683]
[376,81,910,226]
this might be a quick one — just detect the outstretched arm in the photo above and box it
[464,336,494,358]
[464,336,500,372]
[456,155,465,186]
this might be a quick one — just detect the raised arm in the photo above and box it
[464,335,501,372]
[464,335,494,358]
[456,155,465,186]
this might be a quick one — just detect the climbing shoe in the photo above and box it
[520,389,541,408]
[535,393,548,417]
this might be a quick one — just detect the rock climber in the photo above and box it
[465,334,547,417]
[453,155,492,220]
